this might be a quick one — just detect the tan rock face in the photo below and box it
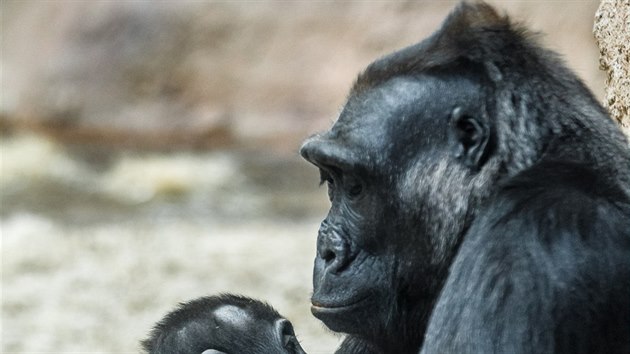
[594,0,630,138]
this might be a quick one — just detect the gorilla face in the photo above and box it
[300,74,488,338]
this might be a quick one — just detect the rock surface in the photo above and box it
[594,0,630,138]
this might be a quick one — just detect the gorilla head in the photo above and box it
[300,2,629,352]
[142,294,305,354]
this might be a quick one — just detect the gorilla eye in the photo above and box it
[348,182,363,197]
[319,170,335,201]
[319,170,334,186]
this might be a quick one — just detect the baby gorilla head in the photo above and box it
[142,294,306,354]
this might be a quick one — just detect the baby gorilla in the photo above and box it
[142,294,306,354]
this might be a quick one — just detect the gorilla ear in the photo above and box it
[450,107,490,169]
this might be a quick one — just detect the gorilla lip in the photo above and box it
[310,295,370,311]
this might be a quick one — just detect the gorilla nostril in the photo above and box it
[318,239,353,274]
[322,249,336,264]
[317,225,352,273]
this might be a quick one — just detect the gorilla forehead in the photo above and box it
[340,77,425,132]
[332,74,481,156]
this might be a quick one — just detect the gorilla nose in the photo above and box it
[317,229,352,274]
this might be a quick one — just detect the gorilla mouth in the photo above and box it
[310,295,370,313]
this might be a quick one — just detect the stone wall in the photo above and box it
[594,0,630,138]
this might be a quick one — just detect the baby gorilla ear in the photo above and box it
[275,318,306,354]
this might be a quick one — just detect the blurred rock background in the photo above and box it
[0,1,614,353]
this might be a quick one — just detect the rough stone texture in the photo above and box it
[2,1,604,152]
[594,0,630,138]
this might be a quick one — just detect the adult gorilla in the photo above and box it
[144,2,630,353]
[300,2,630,353]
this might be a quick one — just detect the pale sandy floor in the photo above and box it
[2,216,341,353]
[1,134,341,353]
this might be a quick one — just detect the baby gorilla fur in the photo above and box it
[142,294,305,354]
